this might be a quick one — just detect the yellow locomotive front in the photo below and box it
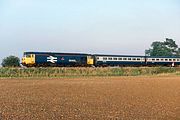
[87,56,94,65]
[22,53,35,67]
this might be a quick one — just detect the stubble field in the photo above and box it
[0,76,180,120]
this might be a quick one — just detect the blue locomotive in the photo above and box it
[22,52,94,67]
[22,52,180,67]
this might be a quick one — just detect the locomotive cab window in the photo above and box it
[26,54,31,58]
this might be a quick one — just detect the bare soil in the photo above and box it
[0,76,180,120]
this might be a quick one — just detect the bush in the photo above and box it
[1,56,20,67]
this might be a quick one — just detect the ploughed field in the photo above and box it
[0,77,180,120]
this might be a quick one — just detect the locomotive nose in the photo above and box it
[21,57,26,64]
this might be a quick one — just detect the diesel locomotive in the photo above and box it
[22,52,180,67]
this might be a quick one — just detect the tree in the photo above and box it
[1,56,20,67]
[164,38,179,55]
[178,48,180,56]
[146,38,180,56]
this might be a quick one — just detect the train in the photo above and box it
[21,52,180,67]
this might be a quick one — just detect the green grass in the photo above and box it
[0,67,180,78]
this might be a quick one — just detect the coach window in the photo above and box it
[108,58,112,60]
[113,58,117,60]
[165,59,168,61]
[156,59,159,61]
[123,58,127,60]
[97,57,99,60]
[169,59,172,61]
[137,58,140,61]
[118,58,122,60]
[152,59,155,61]
[132,58,136,61]
[177,59,180,61]
[161,59,164,61]
[173,59,176,61]
[103,57,107,60]
[128,58,131,60]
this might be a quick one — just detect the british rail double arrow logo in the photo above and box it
[47,56,57,63]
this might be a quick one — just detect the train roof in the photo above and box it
[24,52,180,58]
[94,54,180,58]
[94,54,145,57]
[24,52,90,56]
[146,56,180,58]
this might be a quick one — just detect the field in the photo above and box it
[0,76,180,119]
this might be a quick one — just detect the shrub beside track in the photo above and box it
[0,67,180,78]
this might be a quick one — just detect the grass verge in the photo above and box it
[0,67,180,78]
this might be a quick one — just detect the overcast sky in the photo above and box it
[0,0,180,63]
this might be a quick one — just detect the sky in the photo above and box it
[0,0,180,63]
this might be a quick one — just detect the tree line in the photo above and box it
[145,38,180,56]
[1,38,180,67]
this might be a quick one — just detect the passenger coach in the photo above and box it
[94,54,146,67]
[146,56,180,66]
